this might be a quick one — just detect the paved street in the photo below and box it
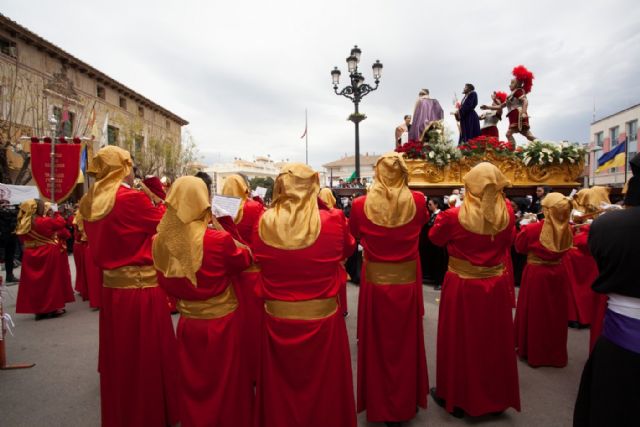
[1,257,588,426]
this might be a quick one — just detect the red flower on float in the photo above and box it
[43,137,52,143]
[31,136,39,143]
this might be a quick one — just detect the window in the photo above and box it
[138,105,144,118]
[134,135,144,153]
[165,119,170,130]
[52,106,75,137]
[97,85,105,99]
[627,120,638,142]
[119,96,127,109]
[610,126,619,147]
[107,125,119,145]
[594,131,604,148]
[0,37,17,58]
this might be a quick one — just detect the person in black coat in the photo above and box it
[421,197,448,290]
[574,153,640,427]
[0,201,19,283]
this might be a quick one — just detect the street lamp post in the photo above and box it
[331,45,383,180]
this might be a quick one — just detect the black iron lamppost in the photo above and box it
[331,45,383,180]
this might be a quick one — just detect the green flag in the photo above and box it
[345,170,357,183]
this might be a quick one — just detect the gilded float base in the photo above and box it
[405,154,583,189]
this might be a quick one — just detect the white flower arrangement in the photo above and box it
[516,140,586,167]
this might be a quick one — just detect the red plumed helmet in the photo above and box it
[494,91,508,103]
[512,65,534,93]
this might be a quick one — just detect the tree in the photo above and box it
[114,114,202,179]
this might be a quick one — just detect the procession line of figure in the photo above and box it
[12,145,639,427]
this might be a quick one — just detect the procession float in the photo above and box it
[395,65,587,196]
[395,121,586,196]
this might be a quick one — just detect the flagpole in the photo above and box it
[305,109,308,165]
[624,136,629,184]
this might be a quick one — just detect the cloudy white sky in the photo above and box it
[4,1,639,170]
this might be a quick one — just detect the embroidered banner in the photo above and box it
[30,139,81,203]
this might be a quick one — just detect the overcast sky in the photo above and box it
[4,1,639,170]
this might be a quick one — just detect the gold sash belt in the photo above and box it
[448,256,505,279]
[24,240,53,249]
[365,259,416,285]
[527,253,561,266]
[244,263,261,273]
[265,297,337,320]
[177,285,238,320]
[103,265,158,289]
[24,231,57,248]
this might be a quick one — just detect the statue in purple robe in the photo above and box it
[454,83,481,144]
[408,89,444,141]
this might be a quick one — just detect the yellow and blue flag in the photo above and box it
[596,141,626,173]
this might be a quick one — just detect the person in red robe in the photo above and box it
[72,209,88,301]
[429,162,520,418]
[570,187,612,350]
[221,174,264,383]
[153,176,253,427]
[253,163,357,427]
[319,187,349,317]
[564,187,610,329]
[15,199,74,320]
[79,146,179,427]
[515,192,573,368]
[73,204,103,309]
[350,153,428,426]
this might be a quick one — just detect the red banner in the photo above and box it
[31,141,82,203]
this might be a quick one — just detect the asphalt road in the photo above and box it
[0,257,588,426]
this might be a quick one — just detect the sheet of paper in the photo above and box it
[254,186,268,198]
[212,195,242,218]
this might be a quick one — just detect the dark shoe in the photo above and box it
[490,411,505,416]
[35,313,49,321]
[5,275,19,283]
[49,309,66,318]
[434,284,442,291]
[450,407,465,418]
[385,423,402,427]
[430,387,464,418]
[430,387,445,408]
[568,321,580,329]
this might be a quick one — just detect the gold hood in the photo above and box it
[364,152,416,228]
[259,163,320,250]
[153,176,212,286]
[459,162,511,236]
[79,146,133,222]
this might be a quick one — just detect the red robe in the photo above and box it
[84,242,102,309]
[429,203,520,416]
[232,199,264,383]
[16,214,74,314]
[351,192,429,422]
[83,186,179,427]
[514,220,570,367]
[158,229,253,427]
[571,224,605,351]
[253,209,357,427]
[564,226,598,325]
[73,225,88,301]
[319,202,350,315]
